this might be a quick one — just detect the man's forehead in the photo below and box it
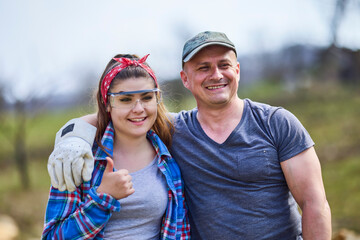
[200,44,234,56]
[192,47,236,63]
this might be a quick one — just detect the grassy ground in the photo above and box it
[0,161,50,239]
[323,156,360,232]
[0,107,92,239]
[0,83,359,238]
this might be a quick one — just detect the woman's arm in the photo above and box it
[42,171,120,239]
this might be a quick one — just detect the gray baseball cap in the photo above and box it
[182,31,237,63]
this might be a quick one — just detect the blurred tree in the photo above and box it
[0,80,49,190]
[0,85,5,125]
[0,84,29,189]
[0,84,13,161]
[323,0,349,83]
[0,66,98,190]
[313,0,360,85]
[330,0,349,46]
[13,100,30,190]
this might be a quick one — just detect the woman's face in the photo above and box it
[108,77,158,140]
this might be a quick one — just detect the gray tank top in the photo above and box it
[103,156,168,240]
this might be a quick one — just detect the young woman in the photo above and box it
[42,54,190,239]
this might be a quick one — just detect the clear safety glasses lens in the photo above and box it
[107,88,162,109]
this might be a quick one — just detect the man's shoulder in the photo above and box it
[244,98,306,136]
[245,98,280,110]
[244,98,283,119]
[171,108,197,121]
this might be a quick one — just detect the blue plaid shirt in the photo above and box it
[42,122,190,239]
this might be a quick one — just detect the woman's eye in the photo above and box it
[142,95,154,102]
[119,97,132,103]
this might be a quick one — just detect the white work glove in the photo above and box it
[48,118,97,192]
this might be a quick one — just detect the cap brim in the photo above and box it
[183,42,236,62]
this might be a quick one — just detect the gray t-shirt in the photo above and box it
[103,157,168,240]
[170,98,314,240]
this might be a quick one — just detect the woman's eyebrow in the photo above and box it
[121,93,134,97]
[120,92,151,97]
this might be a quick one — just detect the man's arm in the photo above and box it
[281,147,332,240]
[48,114,98,191]
[80,113,97,127]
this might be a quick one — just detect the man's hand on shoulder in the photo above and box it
[47,118,97,191]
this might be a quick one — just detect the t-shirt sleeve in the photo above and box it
[268,108,314,162]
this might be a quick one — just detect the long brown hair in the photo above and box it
[95,54,174,153]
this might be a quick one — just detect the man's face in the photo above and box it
[180,45,240,109]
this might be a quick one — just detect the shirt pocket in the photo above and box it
[237,151,271,182]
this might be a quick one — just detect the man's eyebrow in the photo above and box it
[219,58,232,63]
[195,61,210,67]
[196,58,232,66]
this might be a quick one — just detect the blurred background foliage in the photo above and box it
[0,65,359,239]
[1,0,360,238]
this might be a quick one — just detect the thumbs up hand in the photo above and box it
[97,157,135,200]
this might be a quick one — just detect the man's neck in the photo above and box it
[196,97,244,144]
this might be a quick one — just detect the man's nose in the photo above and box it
[210,67,223,80]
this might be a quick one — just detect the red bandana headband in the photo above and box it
[101,54,158,105]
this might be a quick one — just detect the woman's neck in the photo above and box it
[112,134,156,172]
[113,134,149,154]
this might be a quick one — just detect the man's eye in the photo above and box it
[220,63,230,68]
[198,66,208,71]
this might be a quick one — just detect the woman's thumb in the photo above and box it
[104,157,114,173]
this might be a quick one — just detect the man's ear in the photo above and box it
[180,70,190,89]
[236,62,240,82]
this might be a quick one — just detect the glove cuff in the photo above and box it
[55,118,97,146]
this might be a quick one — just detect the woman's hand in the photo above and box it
[97,157,135,200]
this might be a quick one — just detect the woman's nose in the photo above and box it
[131,99,145,111]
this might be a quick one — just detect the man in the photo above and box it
[48,31,331,239]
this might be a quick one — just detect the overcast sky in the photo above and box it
[0,0,359,101]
